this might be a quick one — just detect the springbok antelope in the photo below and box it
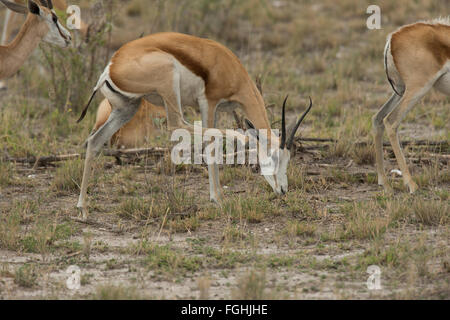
[93,98,166,148]
[0,0,71,80]
[373,18,450,193]
[76,32,312,219]
[1,0,86,45]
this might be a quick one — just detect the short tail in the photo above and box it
[77,63,112,123]
[384,39,402,97]
[77,89,98,123]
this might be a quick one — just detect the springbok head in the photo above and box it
[0,0,71,47]
[247,96,313,195]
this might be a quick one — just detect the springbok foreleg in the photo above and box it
[160,79,231,203]
[199,96,222,203]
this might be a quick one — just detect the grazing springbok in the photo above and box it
[76,32,312,219]
[0,0,71,80]
[93,98,166,148]
[373,18,450,193]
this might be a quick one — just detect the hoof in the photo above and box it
[377,175,393,194]
[378,181,394,194]
[408,182,419,194]
[76,205,89,221]
[377,175,389,187]
[210,196,222,206]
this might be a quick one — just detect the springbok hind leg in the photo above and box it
[384,89,425,193]
[372,93,402,191]
[77,97,141,219]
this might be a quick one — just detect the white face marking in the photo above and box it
[41,10,71,47]
[172,58,206,107]
[262,148,290,195]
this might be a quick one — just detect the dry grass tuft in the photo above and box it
[220,195,276,223]
[14,264,38,288]
[94,285,145,300]
[231,270,268,300]
[340,202,389,240]
[285,220,317,238]
[352,143,375,165]
[52,159,84,193]
[0,161,13,187]
[412,200,448,226]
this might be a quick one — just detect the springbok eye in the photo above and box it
[52,13,58,23]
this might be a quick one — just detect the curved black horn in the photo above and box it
[280,95,288,149]
[46,0,53,9]
[286,97,313,150]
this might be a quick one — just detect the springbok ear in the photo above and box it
[0,0,28,14]
[245,119,255,130]
[28,0,41,15]
[255,75,263,95]
[245,119,260,142]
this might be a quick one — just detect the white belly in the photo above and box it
[173,58,205,108]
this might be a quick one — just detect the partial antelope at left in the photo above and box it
[0,0,71,81]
